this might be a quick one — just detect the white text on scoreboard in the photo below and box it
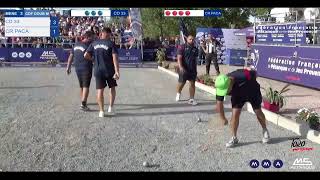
[4,10,59,37]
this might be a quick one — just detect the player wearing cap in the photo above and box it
[66,31,94,111]
[175,35,199,105]
[84,27,120,118]
[215,68,270,148]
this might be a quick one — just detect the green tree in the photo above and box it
[141,8,263,38]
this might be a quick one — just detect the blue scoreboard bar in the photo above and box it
[111,10,129,17]
[204,9,222,17]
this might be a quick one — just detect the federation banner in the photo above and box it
[251,45,320,89]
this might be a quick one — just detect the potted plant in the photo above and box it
[261,84,290,113]
[295,108,320,131]
[47,59,59,67]
[197,74,214,86]
[197,75,205,84]
[156,48,166,67]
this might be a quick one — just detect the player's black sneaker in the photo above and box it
[80,105,90,111]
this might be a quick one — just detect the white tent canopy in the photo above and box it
[270,8,290,23]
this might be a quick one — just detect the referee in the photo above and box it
[84,27,120,118]
[66,31,94,111]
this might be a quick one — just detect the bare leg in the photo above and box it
[254,108,267,129]
[80,88,83,101]
[216,100,228,125]
[176,82,186,94]
[82,87,89,103]
[189,81,195,99]
[230,108,242,137]
[109,87,116,107]
[97,89,104,112]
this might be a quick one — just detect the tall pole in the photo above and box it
[313,16,316,45]
[295,11,298,45]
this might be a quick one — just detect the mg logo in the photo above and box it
[126,51,130,56]
[40,51,57,60]
[293,158,312,166]
[249,159,259,168]
[290,158,315,170]
[12,52,18,58]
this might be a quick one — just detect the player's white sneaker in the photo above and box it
[262,129,270,143]
[175,93,181,102]
[108,106,116,115]
[98,111,105,118]
[188,99,198,106]
[226,136,239,148]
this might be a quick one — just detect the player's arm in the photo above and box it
[177,46,185,73]
[201,43,208,54]
[66,51,73,75]
[112,43,120,79]
[216,77,235,123]
[84,43,94,61]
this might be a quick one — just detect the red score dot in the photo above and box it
[179,11,184,16]
[165,11,171,16]
[172,11,177,16]
[186,11,190,16]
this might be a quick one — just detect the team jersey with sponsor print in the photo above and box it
[177,44,199,74]
[86,39,118,78]
[72,42,93,70]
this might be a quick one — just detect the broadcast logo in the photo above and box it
[40,51,58,60]
[249,159,283,169]
[290,158,315,170]
[26,52,32,58]
[290,138,314,152]
[19,52,25,58]
[12,52,18,58]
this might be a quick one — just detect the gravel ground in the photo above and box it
[0,67,319,171]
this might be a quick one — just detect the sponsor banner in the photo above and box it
[255,23,306,44]
[0,48,8,61]
[118,49,142,64]
[3,48,68,62]
[1,48,142,64]
[165,47,177,60]
[251,45,320,89]
[143,48,156,61]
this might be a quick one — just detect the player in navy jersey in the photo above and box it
[175,35,199,106]
[84,27,120,118]
[66,31,94,111]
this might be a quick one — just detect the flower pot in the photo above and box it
[263,100,280,113]
[309,122,320,131]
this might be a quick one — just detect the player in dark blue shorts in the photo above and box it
[175,35,199,106]
[66,31,94,111]
[84,27,120,118]
[215,68,270,148]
